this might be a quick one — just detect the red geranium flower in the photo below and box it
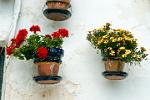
[10,38,20,48]
[45,34,52,39]
[6,45,16,55]
[11,38,16,42]
[30,25,41,33]
[37,47,48,59]
[11,38,17,45]
[58,28,69,38]
[51,32,61,38]
[16,29,28,46]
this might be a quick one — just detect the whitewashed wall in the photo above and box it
[3,0,150,100]
[0,0,14,46]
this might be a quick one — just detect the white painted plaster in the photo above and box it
[0,0,14,46]
[2,0,150,100]
[0,1,21,100]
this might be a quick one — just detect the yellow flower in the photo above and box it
[102,35,108,38]
[104,40,108,44]
[125,37,133,41]
[97,41,101,45]
[110,50,115,56]
[117,37,123,41]
[122,54,127,58]
[119,47,125,50]
[96,27,102,31]
[110,37,114,40]
[111,50,115,54]
[97,39,104,45]
[107,47,112,50]
[136,55,141,59]
[125,50,131,55]
[140,47,146,52]
[112,39,117,42]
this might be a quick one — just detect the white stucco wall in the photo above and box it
[0,0,14,46]
[3,0,150,100]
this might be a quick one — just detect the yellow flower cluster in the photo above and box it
[121,50,132,58]
[94,28,137,47]
[87,23,148,63]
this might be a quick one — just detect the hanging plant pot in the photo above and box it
[33,48,64,84]
[43,0,72,21]
[87,23,148,80]
[102,60,128,80]
[33,62,62,84]
[36,62,60,76]
[6,26,70,84]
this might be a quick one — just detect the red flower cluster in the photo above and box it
[30,25,40,33]
[16,29,28,45]
[58,28,69,38]
[6,26,69,57]
[6,45,15,55]
[37,47,48,59]
[6,29,28,55]
[50,28,69,38]
[51,32,61,38]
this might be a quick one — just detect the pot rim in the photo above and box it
[46,0,71,5]
[34,62,61,65]
[103,58,125,62]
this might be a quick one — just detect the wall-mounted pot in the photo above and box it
[43,0,72,21]
[33,48,64,84]
[102,60,128,80]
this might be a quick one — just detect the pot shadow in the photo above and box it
[102,80,128,99]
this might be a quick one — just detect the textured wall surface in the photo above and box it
[0,0,14,46]
[4,0,150,100]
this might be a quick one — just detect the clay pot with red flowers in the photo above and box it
[6,25,69,84]
[43,0,72,21]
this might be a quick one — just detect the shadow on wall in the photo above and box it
[0,47,5,99]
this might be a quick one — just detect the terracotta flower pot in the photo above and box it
[44,0,72,21]
[33,48,64,84]
[35,62,60,76]
[46,0,71,9]
[104,60,125,72]
[103,60,128,80]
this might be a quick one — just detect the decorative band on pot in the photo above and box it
[34,48,64,63]
[48,48,64,57]
[43,0,72,21]
[34,57,62,63]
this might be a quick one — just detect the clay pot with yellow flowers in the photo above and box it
[87,23,148,80]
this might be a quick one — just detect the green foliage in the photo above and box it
[13,34,63,60]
